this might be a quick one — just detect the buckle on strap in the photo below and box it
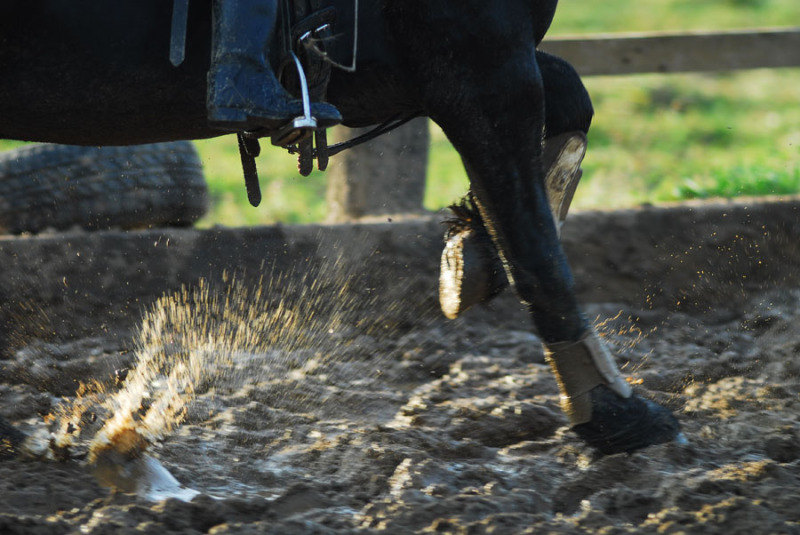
[271,50,317,148]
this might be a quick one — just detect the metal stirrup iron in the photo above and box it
[271,51,317,148]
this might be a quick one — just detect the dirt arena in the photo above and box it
[1,200,799,534]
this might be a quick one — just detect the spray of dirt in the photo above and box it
[48,250,427,469]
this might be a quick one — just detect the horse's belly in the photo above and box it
[0,0,218,145]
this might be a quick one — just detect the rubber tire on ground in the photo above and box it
[0,141,209,234]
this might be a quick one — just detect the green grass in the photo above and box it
[2,0,799,226]
[192,137,329,226]
[548,0,800,35]
[571,69,800,210]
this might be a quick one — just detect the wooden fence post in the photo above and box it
[325,118,429,222]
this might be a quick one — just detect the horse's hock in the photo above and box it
[1,197,799,349]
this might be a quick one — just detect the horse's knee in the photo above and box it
[537,51,593,136]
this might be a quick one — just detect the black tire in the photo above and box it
[0,141,208,234]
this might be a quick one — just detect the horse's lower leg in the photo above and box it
[420,34,679,453]
[439,50,592,319]
[434,58,587,344]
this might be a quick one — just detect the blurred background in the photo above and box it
[1,0,798,227]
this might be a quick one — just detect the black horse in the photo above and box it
[0,0,679,456]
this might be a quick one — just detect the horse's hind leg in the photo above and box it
[407,10,679,453]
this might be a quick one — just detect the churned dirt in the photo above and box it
[1,201,799,534]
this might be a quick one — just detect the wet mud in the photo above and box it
[1,204,800,534]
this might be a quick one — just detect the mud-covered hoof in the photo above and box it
[439,199,507,319]
[0,416,26,459]
[572,385,681,455]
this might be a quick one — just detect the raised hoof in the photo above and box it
[572,385,681,455]
[439,204,507,319]
[0,416,26,459]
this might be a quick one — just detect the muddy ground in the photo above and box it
[1,201,799,534]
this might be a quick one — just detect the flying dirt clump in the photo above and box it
[46,255,411,496]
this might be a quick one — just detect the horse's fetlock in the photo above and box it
[444,193,484,238]
[544,330,632,425]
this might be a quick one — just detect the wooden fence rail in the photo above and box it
[327,28,800,220]
[539,27,800,76]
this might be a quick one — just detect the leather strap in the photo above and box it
[237,133,262,207]
[169,0,190,67]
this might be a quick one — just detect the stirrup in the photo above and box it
[271,51,317,148]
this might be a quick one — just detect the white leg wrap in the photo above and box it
[545,330,632,425]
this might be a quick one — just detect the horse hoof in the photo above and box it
[439,212,507,319]
[0,416,26,459]
[572,385,681,455]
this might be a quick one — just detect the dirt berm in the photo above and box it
[0,198,798,345]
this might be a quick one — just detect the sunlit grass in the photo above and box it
[548,0,800,35]
[572,69,800,209]
[192,137,328,226]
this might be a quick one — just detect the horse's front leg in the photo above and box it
[419,40,679,454]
